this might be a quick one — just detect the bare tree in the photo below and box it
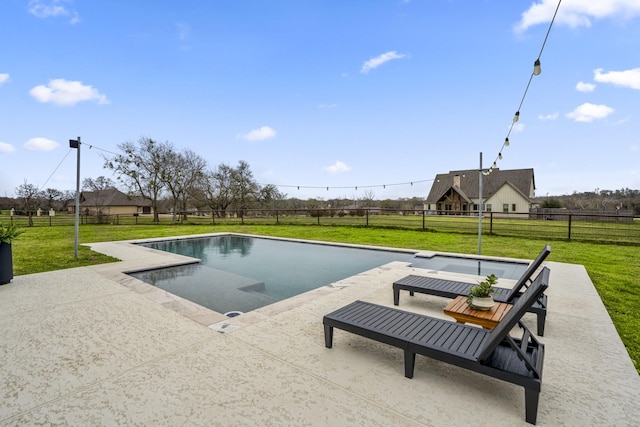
[258,184,285,209]
[230,160,260,217]
[163,149,207,221]
[15,181,43,226]
[81,176,117,222]
[43,188,65,211]
[103,137,171,222]
[359,189,376,208]
[202,163,235,216]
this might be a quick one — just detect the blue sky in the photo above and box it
[1,0,639,200]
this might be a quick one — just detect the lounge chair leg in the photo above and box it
[537,312,546,336]
[524,388,539,425]
[324,325,333,348]
[393,289,400,306]
[404,350,415,379]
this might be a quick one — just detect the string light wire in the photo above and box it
[488,0,562,171]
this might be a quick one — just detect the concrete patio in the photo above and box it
[1,236,639,426]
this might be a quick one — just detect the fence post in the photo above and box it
[366,209,369,226]
[276,209,279,225]
[490,212,494,234]
[422,209,426,231]
[568,214,572,240]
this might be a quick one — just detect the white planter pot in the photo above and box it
[470,296,495,311]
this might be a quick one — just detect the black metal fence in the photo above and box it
[3,209,639,245]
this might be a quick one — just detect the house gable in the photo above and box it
[426,168,535,213]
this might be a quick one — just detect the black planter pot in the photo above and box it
[0,242,13,285]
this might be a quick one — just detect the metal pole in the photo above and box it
[69,137,81,259]
[478,152,483,255]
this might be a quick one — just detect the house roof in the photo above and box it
[426,168,535,203]
[78,188,151,207]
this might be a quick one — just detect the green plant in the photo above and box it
[467,274,498,305]
[0,222,25,244]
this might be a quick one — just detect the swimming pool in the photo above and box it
[130,235,415,315]
[410,254,528,279]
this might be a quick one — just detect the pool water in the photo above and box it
[410,255,528,279]
[130,235,414,315]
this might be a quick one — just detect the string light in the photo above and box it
[533,59,542,76]
[264,178,434,193]
[483,0,561,175]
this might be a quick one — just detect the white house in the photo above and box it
[425,168,535,215]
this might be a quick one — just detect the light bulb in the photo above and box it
[498,152,503,160]
[504,137,510,147]
[533,59,541,76]
[513,111,520,123]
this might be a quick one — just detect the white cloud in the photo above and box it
[25,137,59,151]
[0,142,16,153]
[0,73,9,86]
[361,51,407,74]
[29,79,109,106]
[576,81,596,92]
[539,112,559,120]
[239,126,276,141]
[594,68,640,90]
[176,22,191,41]
[318,103,337,109]
[515,0,640,32]
[29,0,80,24]
[565,103,614,122]
[325,161,351,174]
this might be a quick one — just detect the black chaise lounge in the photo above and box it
[323,267,550,425]
[393,244,550,335]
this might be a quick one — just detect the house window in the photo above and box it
[486,204,492,212]
[503,204,509,213]
[512,204,517,212]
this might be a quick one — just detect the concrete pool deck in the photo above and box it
[1,236,639,426]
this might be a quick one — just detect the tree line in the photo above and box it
[2,136,639,218]
[537,188,640,215]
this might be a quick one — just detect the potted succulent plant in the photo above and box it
[467,273,498,311]
[0,222,24,285]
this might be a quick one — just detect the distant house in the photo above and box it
[67,189,152,215]
[425,168,535,215]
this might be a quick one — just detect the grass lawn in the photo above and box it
[8,223,640,373]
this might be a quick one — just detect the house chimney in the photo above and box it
[453,174,461,187]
